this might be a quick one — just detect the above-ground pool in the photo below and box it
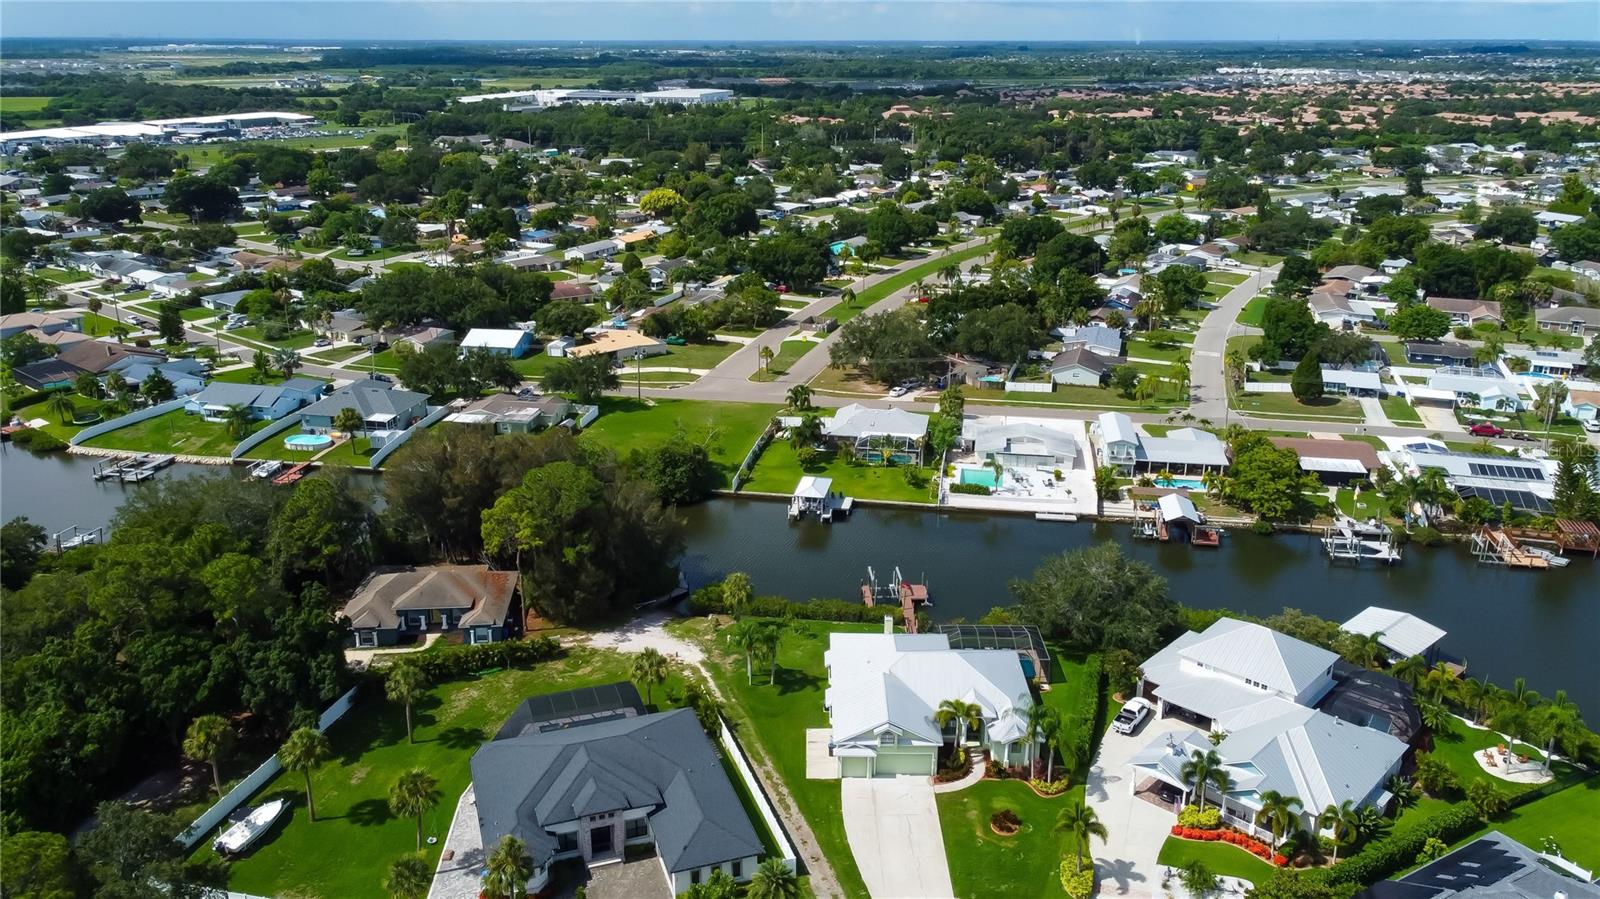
[1154,476,1207,491]
[959,467,1000,488]
[284,433,333,451]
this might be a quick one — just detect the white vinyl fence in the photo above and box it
[368,404,451,468]
[229,414,302,460]
[1003,380,1053,393]
[717,717,798,874]
[177,686,360,849]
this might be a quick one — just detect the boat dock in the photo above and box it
[247,459,284,480]
[91,455,141,481]
[273,462,313,485]
[1322,514,1401,564]
[861,565,930,634]
[789,475,853,522]
[1471,526,1550,569]
[91,453,175,482]
[50,524,104,553]
[1131,493,1217,546]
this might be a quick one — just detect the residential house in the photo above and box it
[341,564,517,647]
[1562,389,1600,423]
[1047,347,1111,386]
[1359,832,1600,899]
[11,358,84,390]
[1421,371,1528,411]
[391,324,456,353]
[55,340,165,375]
[565,238,622,262]
[550,281,596,302]
[0,310,84,340]
[319,310,375,345]
[460,328,534,358]
[1309,290,1378,328]
[199,289,251,313]
[296,381,429,435]
[1323,264,1377,284]
[1404,341,1477,366]
[1091,411,1140,474]
[1092,411,1228,476]
[1319,366,1385,397]
[1535,305,1600,339]
[111,359,208,397]
[183,378,324,421]
[1054,323,1123,357]
[1425,297,1503,327]
[821,403,929,455]
[563,329,667,363]
[448,393,586,433]
[825,625,1038,776]
[1340,607,1447,665]
[1520,348,1584,378]
[472,686,766,896]
[966,419,1080,469]
[1378,258,1410,275]
[1129,618,1409,840]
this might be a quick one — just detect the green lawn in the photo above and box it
[34,267,92,285]
[231,326,318,351]
[825,241,993,324]
[317,436,378,468]
[1380,396,1423,425]
[303,345,369,364]
[744,443,935,504]
[750,339,821,382]
[14,393,104,442]
[987,385,1180,411]
[79,311,129,336]
[1232,392,1364,421]
[1452,777,1600,871]
[580,398,779,487]
[679,617,878,899]
[1508,327,1583,350]
[83,409,268,457]
[211,368,290,385]
[1124,334,1194,364]
[1427,716,1585,798]
[1208,271,1250,286]
[1232,251,1285,267]
[182,306,224,322]
[1157,837,1279,882]
[202,647,696,899]
[654,340,742,370]
[1237,295,1270,328]
[328,244,416,262]
[1334,487,1386,519]
[618,371,700,386]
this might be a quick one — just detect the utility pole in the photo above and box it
[635,349,645,400]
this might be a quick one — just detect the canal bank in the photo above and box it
[4,446,1596,712]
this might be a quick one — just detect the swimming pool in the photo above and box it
[959,467,999,488]
[284,433,333,450]
[1154,476,1207,491]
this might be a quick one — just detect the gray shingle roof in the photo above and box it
[299,381,428,421]
[471,708,763,873]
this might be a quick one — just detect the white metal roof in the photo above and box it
[1173,618,1337,698]
[1341,607,1446,658]
[823,403,929,440]
[1157,493,1201,523]
[793,476,832,499]
[460,328,528,350]
[1096,411,1136,445]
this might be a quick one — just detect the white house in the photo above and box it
[825,625,1036,777]
[1340,607,1447,664]
[460,328,534,358]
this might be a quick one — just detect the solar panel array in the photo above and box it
[1466,462,1545,481]
[934,624,1051,666]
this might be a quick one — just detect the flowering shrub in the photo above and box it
[1170,825,1285,865]
[1060,863,1095,899]
[1031,777,1071,796]
[1177,805,1222,830]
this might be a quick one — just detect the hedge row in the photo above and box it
[385,635,563,681]
[1059,653,1103,776]
[1314,804,1481,886]
[688,587,925,627]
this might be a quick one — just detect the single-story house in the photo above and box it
[200,289,251,313]
[1404,341,1476,366]
[1520,348,1583,378]
[320,310,376,345]
[563,329,667,363]
[0,310,84,339]
[183,377,325,421]
[1134,426,1229,476]
[1340,607,1447,664]
[111,359,208,397]
[448,393,584,433]
[1047,347,1110,386]
[1309,291,1377,328]
[1534,305,1600,339]
[460,328,535,359]
[1425,296,1503,327]
[1268,436,1380,485]
[550,281,595,302]
[564,238,622,262]
[392,325,457,352]
[472,688,766,896]
[11,357,84,391]
[341,564,518,647]
[826,625,1038,776]
[1359,831,1600,899]
[1323,264,1377,283]
[1054,323,1123,357]
[1562,389,1600,423]
[967,419,1080,469]
[56,340,165,375]
[1319,366,1384,397]
[821,403,930,454]
[297,381,429,434]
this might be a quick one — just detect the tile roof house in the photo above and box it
[472,690,766,896]
[340,564,518,647]
[825,626,1038,777]
[1426,296,1503,326]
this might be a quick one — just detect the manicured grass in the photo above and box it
[231,326,318,351]
[825,241,993,324]
[1124,333,1194,364]
[1157,836,1278,882]
[1453,777,1600,871]
[1380,395,1423,425]
[78,311,129,336]
[17,393,104,441]
[1507,327,1582,350]
[681,617,877,899]
[656,340,741,370]
[618,370,700,386]
[1237,295,1270,328]
[182,306,224,322]
[211,368,289,385]
[580,398,779,487]
[84,409,267,457]
[1233,251,1285,267]
[750,339,821,382]
[1426,716,1585,797]
[203,647,695,899]
[744,443,935,504]
[1208,271,1250,286]
[328,244,416,262]
[33,267,92,285]
[1335,487,1386,519]
[1232,392,1364,421]
[0,95,52,113]
[989,386,1179,411]
[317,436,378,468]
[303,344,368,364]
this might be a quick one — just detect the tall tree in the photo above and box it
[384,853,433,899]
[747,857,801,899]
[388,769,441,852]
[482,835,533,899]
[1054,802,1109,874]
[182,714,234,797]
[280,726,332,822]
[385,663,428,744]
[632,647,669,707]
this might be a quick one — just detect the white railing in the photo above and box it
[176,685,360,849]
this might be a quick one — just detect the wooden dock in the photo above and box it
[861,566,930,634]
[273,462,313,485]
[1471,527,1549,569]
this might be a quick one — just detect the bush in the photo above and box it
[1417,837,1448,863]
[10,428,67,452]
[986,761,1009,779]
[1410,526,1446,547]
[688,586,921,627]
[1466,781,1510,819]
[901,467,929,489]
[990,809,1021,834]
[950,482,992,495]
[1031,777,1071,796]
[1413,753,1461,798]
[1060,863,1095,899]
[396,636,561,682]
[1178,805,1223,830]
[1313,805,1480,886]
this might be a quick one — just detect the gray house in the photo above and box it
[1048,347,1110,386]
[339,564,518,648]
[296,381,429,434]
[183,378,324,421]
[472,687,766,896]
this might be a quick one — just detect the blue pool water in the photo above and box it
[960,468,999,488]
[284,433,333,450]
[1155,476,1207,491]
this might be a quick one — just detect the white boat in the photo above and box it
[213,799,288,856]
[1526,547,1571,568]
[248,460,284,479]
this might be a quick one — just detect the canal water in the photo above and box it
[4,447,1596,712]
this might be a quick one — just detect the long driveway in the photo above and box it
[840,777,955,899]
[1085,721,1200,899]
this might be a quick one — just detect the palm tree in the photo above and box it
[1134,374,1158,405]
[1054,802,1109,874]
[1170,360,1191,401]
[182,714,233,797]
[632,647,668,707]
[1180,749,1221,810]
[1391,655,1428,688]
[1038,706,1065,781]
[273,233,296,256]
[1025,702,1054,773]
[1534,692,1584,772]
[789,413,823,452]
[935,699,984,757]
[1422,662,1457,703]
[786,383,813,411]
[274,347,301,378]
[747,857,800,899]
[46,389,76,425]
[388,769,441,852]
[482,835,533,899]
[1210,768,1237,822]
[1134,296,1161,331]
[220,403,255,439]
[1318,799,1360,863]
[1458,677,1492,725]
[384,853,433,899]
[1257,790,1302,851]
[729,619,764,685]
[1344,630,1387,669]
[759,344,775,376]
[1417,697,1453,733]
[334,406,366,436]
[721,571,752,618]
[386,663,428,744]
[1224,348,1248,390]
[754,622,783,684]
[280,726,331,821]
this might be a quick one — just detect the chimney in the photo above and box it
[884,615,894,635]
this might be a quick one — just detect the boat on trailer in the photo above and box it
[213,798,288,857]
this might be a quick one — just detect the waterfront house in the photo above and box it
[821,403,930,457]
[1129,618,1408,840]
[297,381,429,435]
[460,328,535,358]
[825,624,1038,776]
[1267,436,1380,485]
[1047,347,1111,386]
[109,359,209,397]
[1404,341,1476,366]
[1341,607,1447,664]
[183,378,324,422]
[1389,444,1554,515]
[1094,412,1227,476]
[1535,305,1600,339]
[1358,831,1600,899]
[1425,296,1503,328]
[1092,412,1141,474]
[967,419,1080,469]
[447,393,588,433]
[471,685,765,896]
[341,564,518,647]
[11,357,83,391]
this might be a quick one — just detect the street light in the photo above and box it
[634,349,646,400]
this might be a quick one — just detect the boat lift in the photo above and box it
[1322,514,1401,564]
[861,565,931,634]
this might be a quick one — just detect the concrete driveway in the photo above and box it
[1084,720,1200,898]
[841,776,955,899]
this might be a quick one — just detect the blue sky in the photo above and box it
[4,1,1598,42]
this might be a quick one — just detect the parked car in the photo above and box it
[313,338,332,347]
[1112,698,1153,735]
[1583,419,1600,433]
[888,385,908,398]
[1468,423,1506,437]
